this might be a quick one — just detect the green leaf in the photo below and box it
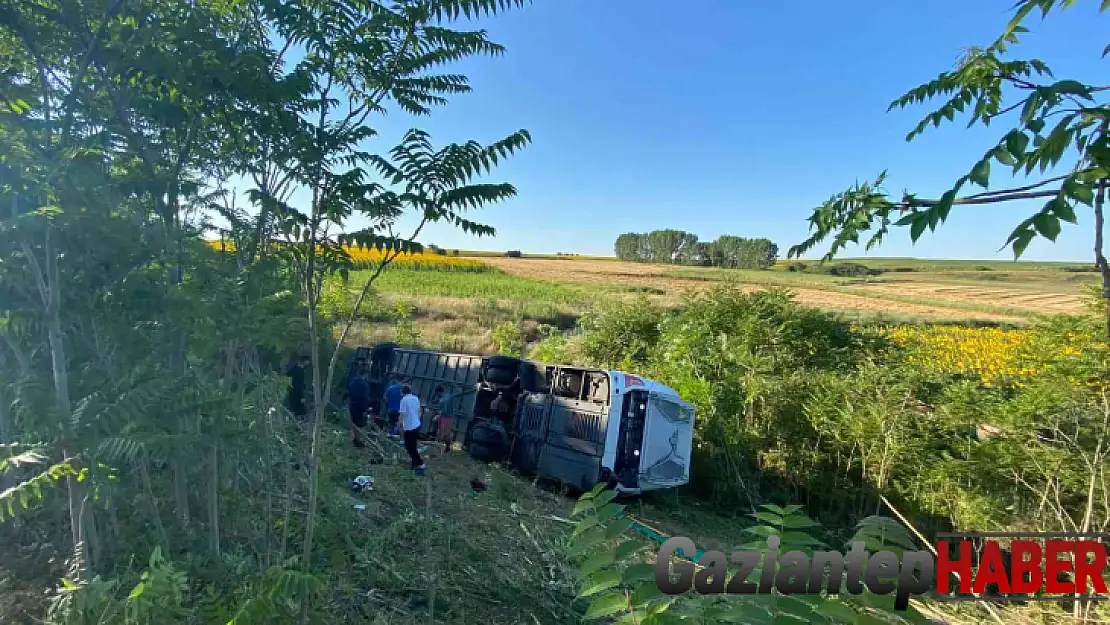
[1028,118,1045,134]
[909,213,927,242]
[595,503,627,524]
[1053,199,1079,224]
[572,514,602,539]
[583,593,630,620]
[1051,79,1093,100]
[593,488,620,508]
[630,579,667,606]
[580,570,621,597]
[703,605,763,623]
[128,582,146,600]
[778,531,822,547]
[1032,213,1062,241]
[623,563,656,584]
[578,550,617,580]
[615,540,643,561]
[750,511,783,525]
[1063,178,1095,207]
[567,527,609,557]
[969,158,990,188]
[613,609,650,625]
[1011,229,1036,259]
[893,212,916,227]
[605,519,635,540]
[993,146,1017,166]
[1006,131,1030,158]
[779,515,819,529]
[571,498,596,517]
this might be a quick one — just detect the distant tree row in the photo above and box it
[614,230,779,269]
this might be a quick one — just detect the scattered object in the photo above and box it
[470,475,487,492]
[353,504,367,511]
[350,475,374,494]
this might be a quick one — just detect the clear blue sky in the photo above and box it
[266,1,1108,261]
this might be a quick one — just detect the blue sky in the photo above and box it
[258,1,1108,261]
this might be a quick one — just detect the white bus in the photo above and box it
[354,344,696,495]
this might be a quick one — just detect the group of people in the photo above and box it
[348,369,457,474]
[285,354,456,474]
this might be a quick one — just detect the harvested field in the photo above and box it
[842,281,1086,315]
[476,257,1040,324]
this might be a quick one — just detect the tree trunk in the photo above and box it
[301,265,324,571]
[43,226,89,579]
[208,441,221,558]
[1094,179,1110,343]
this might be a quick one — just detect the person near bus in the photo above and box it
[431,385,455,450]
[348,365,371,448]
[383,376,403,435]
[398,385,426,472]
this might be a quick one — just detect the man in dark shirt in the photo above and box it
[349,365,371,448]
[286,355,310,419]
[384,376,403,435]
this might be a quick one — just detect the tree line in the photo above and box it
[614,230,779,269]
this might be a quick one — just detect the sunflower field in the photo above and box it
[879,325,1035,386]
[207,239,490,272]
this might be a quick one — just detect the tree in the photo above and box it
[788,0,1110,338]
[0,0,533,618]
[236,0,531,573]
[614,232,644,261]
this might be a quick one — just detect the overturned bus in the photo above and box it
[352,343,696,495]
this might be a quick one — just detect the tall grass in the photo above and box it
[355,268,590,304]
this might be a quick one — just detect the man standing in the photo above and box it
[383,376,403,434]
[348,365,371,448]
[399,385,426,473]
[285,355,310,419]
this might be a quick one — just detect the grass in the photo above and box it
[316,416,750,624]
[359,268,591,305]
[800,256,1095,271]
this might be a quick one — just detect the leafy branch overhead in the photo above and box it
[788,0,1110,263]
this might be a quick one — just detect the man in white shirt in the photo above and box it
[398,385,426,472]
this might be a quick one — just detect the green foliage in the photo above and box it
[0,0,534,620]
[577,297,663,370]
[393,299,422,347]
[492,320,526,356]
[0,448,77,523]
[616,231,778,269]
[567,488,931,624]
[787,0,1110,290]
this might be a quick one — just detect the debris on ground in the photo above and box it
[351,475,375,493]
[470,475,487,493]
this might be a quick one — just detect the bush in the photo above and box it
[823,262,882,277]
[785,261,807,272]
[577,297,664,370]
[504,250,522,258]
